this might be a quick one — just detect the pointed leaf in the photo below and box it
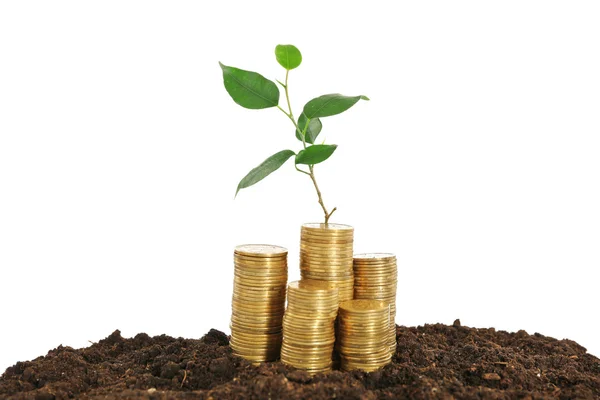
[275,44,302,70]
[236,150,295,196]
[219,62,280,109]
[295,114,323,144]
[303,94,369,119]
[295,144,337,165]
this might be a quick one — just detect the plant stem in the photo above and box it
[308,165,337,223]
[277,71,336,224]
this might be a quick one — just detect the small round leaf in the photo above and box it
[275,44,302,70]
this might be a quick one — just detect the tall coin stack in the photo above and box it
[230,244,288,363]
[281,280,339,374]
[353,253,398,356]
[337,300,392,372]
[299,223,354,302]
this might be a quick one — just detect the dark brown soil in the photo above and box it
[1,321,599,399]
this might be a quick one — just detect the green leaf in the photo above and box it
[219,62,280,109]
[236,150,295,197]
[295,144,337,165]
[275,44,302,70]
[303,94,369,119]
[295,114,323,144]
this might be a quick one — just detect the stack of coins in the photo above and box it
[299,223,354,302]
[230,244,288,363]
[281,280,339,374]
[353,253,398,356]
[337,299,392,372]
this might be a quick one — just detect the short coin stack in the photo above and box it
[230,244,288,363]
[337,299,392,372]
[353,253,398,356]
[281,280,339,374]
[299,223,354,302]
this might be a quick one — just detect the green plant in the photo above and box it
[219,44,369,223]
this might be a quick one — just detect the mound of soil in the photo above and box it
[1,321,599,399]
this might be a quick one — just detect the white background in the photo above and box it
[1,1,599,373]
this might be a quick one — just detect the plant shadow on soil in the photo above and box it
[1,321,599,399]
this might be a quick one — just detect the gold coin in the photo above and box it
[283,310,337,320]
[300,240,354,248]
[231,309,284,319]
[286,308,338,318]
[232,289,287,299]
[352,289,397,296]
[342,351,391,361]
[287,290,339,301]
[353,252,396,260]
[232,285,287,294]
[281,347,334,357]
[338,323,390,331]
[231,308,285,317]
[230,342,281,354]
[342,360,390,369]
[338,348,390,358]
[282,338,336,348]
[353,269,397,276]
[231,305,285,315]
[353,281,396,287]
[300,241,353,248]
[301,239,354,247]
[236,354,278,363]
[282,316,335,326]
[286,292,339,303]
[351,294,396,302]
[300,260,353,268]
[300,258,354,265]
[233,271,287,281]
[281,361,332,371]
[285,302,338,312]
[300,273,353,281]
[230,334,282,345]
[280,355,333,366]
[285,301,338,311]
[281,347,334,358]
[338,322,389,330]
[339,300,389,313]
[229,325,281,335]
[282,326,335,337]
[300,248,354,256]
[281,358,332,368]
[231,298,286,307]
[233,264,287,272]
[230,335,282,346]
[233,271,287,280]
[234,254,287,262]
[231,300,285,309]
[231,298,285,307]
[230,333,282,344]
[233,280,287,289]
[282,341,335,351]
[282,331,335,341]
[301,222,353,230]
[301,279,337,293]
[288,279,338,292]
[338,347,389,357]
[300,266,353,273]
[234,244,288,257]
[229,321,281,332]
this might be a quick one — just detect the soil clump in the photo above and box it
[1,321,599,399]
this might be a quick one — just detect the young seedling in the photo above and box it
[219,44,368,224]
